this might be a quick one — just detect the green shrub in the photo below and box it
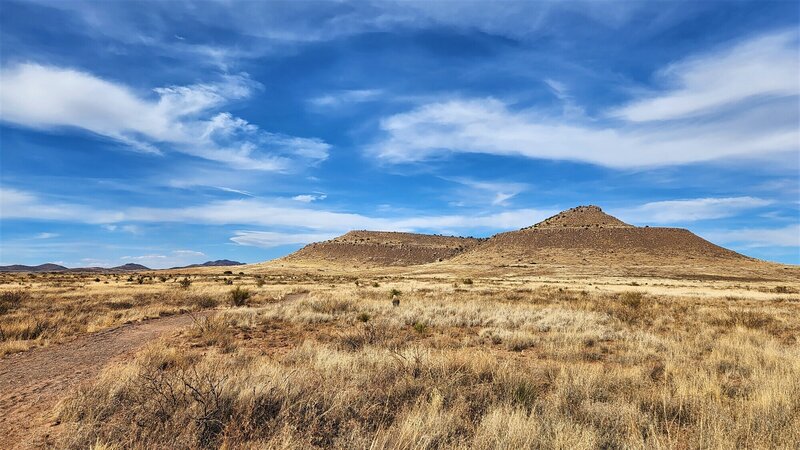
[229,287,251,307]
[412,321,428,334]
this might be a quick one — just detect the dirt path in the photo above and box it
[0,310,213,449]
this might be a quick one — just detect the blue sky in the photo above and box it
[1,0,798,268]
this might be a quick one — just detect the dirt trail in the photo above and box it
[0,310,215,448]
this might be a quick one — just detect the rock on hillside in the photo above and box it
[282,231,481,267]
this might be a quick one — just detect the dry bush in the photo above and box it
[0,289,28,314]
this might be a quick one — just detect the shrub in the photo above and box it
[223,270,233,275]
[463,278,474,285]
[372,282,380,288]
[618,291,643,309]
[357,312,371,323]
[192,295,218,309]
[0,290,28,314]
[229,287,251,307]
[255,278,266,287]
[388,288,402,299]
[413,321,428,334]
[179,278,192,289]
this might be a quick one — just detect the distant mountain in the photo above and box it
[0,263,69,273]
[110,263,150,271]
[0,260,245,273]
[0,263,150,273]
[170,260,245,269]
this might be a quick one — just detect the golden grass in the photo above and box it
[0,272,306,356]
[44,277,800,449]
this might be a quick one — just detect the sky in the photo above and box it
[0,0,798,268]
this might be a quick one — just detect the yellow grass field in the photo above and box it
[1,267,799,449]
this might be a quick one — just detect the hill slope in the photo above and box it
[449,205,749,267]
[280,231,481,267]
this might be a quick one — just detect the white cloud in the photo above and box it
[0,64,330,170]
[34,232,59,239]
[120,249,207,268]
[230,231,338,248]
[173,250,205,257]
[445,177,529,206]
[292,193,327,203]
[369,31,799,168]
[700,224,800,248]
[612,30,799,122]
[309,89,382,107]
[214,186,255,197]
[1,186,552,233]
[614,197,774,224]
[370,94,797,168]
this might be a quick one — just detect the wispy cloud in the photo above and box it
[1,186,552,233]
[215,187,255,197]
[292,193,327,203]
[0,64,330,171]
[34,232,59,239]
[445,178,529,207]
[612,30,799,122]
[309,89,382,108]
[614,197,774,224]
[121,249,207,268]
[369,31,799,168]
[700,224,800,248]
[230,231,338,248]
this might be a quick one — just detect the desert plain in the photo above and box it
[1,206,799,449]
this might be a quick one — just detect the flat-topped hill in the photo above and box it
[449,205,749,267]
[281,231,481,267]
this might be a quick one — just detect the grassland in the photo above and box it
[2,269,798,449]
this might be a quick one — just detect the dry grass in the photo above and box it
[0,272,304,356]
[45,278,800,449]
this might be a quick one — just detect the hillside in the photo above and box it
[280,231,481,267]
[0,263,150,273]
[448,205,752,269]
[0,263,68,273]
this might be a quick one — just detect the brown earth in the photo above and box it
[281,230,481,267]
[0,311,215,449]
[450,226,748,266]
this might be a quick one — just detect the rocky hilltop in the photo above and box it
[281,231,481,267]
